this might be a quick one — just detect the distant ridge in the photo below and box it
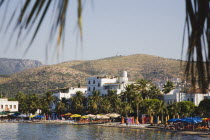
[0,54,185,97]
[0,58,42,75]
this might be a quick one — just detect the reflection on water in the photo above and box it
[0,123,209,140]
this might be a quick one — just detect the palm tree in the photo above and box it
[157,100,168,124]
[167,102,180,118]
[162,81,175,94]
[0,0,209,91]
[136,79,151,99]
[71,91,85,114]
[87,90,101,114]
[120,102,133,118]
[107,90,119,112]
[131,92,142,122]
[56,102,66,115]
[100,99,112,113]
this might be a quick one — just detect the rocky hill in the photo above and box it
[0,58,42,75]
[0,54,186,97]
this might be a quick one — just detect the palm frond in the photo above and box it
[0,0,83,56]
[184,0,210,92]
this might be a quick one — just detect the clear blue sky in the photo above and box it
[0,0,186,64]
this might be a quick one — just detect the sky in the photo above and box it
[0,0,186,64]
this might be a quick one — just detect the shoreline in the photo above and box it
[1,120,210,136]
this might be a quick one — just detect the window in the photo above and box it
[191,98,194,102]
[1,105,3,109]
[88,80,90,84]
[98,83,100,87]
[10,105,12,109]
[93,87,95,91]
[88,87,91,91]
[5,105,8,110]
[93,80,95,84]
[14,105,16,109]
[187,98,189,101]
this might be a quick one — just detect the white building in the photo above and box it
[52,87,87,100]
[163,89,210,106]
[87,71,131,96]
[0,98,18,112]
[51,87,87,110]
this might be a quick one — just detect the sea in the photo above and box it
[0,123,209,140]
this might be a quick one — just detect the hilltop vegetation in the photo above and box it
[0,54,185,97]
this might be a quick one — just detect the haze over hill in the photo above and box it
[0,54,185,97]
[0,58,42,75]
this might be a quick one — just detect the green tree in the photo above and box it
[87,90,101,114]
[71,91,85,114]
[40,92,55,114]
[197,98,210,117]
[27,93,40,114]
[131,92,142,119]
[107,90,120,112]
[162,81,175,94]
[56,102,66,115]
[167,102,180,118]
[120,102,133,117]
[100,98,112,113]
[177,101,196,117]
[15,92,28,114]
[157,100,168,123]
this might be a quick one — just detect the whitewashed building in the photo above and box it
[87,71,131,96]
[51,87,87,110]
[163,89,210,106]
[52,87,87,100]
[0,98,18,112]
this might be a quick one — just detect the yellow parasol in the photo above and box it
[81,115,88,119]
[29,115,36,118]
[65,113,72,116]
[71,114,81,118]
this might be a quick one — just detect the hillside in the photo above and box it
[0,58,42,75]
[0,54,186,97]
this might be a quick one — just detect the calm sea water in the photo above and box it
[0,123,209,140]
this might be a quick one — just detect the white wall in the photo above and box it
[164,90,210,106]
[52,87,87,100]
[0,99,18,112]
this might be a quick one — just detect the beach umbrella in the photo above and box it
[167,118,182,122]
[71,114,81,118]
[107,113,120,118]
[29,115,36,118]
[100,115,110,119]
[81,115,88,119]
[65,113,72,116]
[86,114,96,118]
[17,114,27,118]
[34,115,44,118]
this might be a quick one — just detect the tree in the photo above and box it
[40,92,55,114]
[15,92,28,114]
[120,102,133,117]
[56,102,66,115]
[157,100,168,123]
[167,102,180,118]
[197,98,210,117]
[27,93,40,114]
[100,99,112,113]
[131,92,142,119]
[162,81,175,94]
[87,90,101,114]
[177,101,196,117]
[71,91,85,114]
